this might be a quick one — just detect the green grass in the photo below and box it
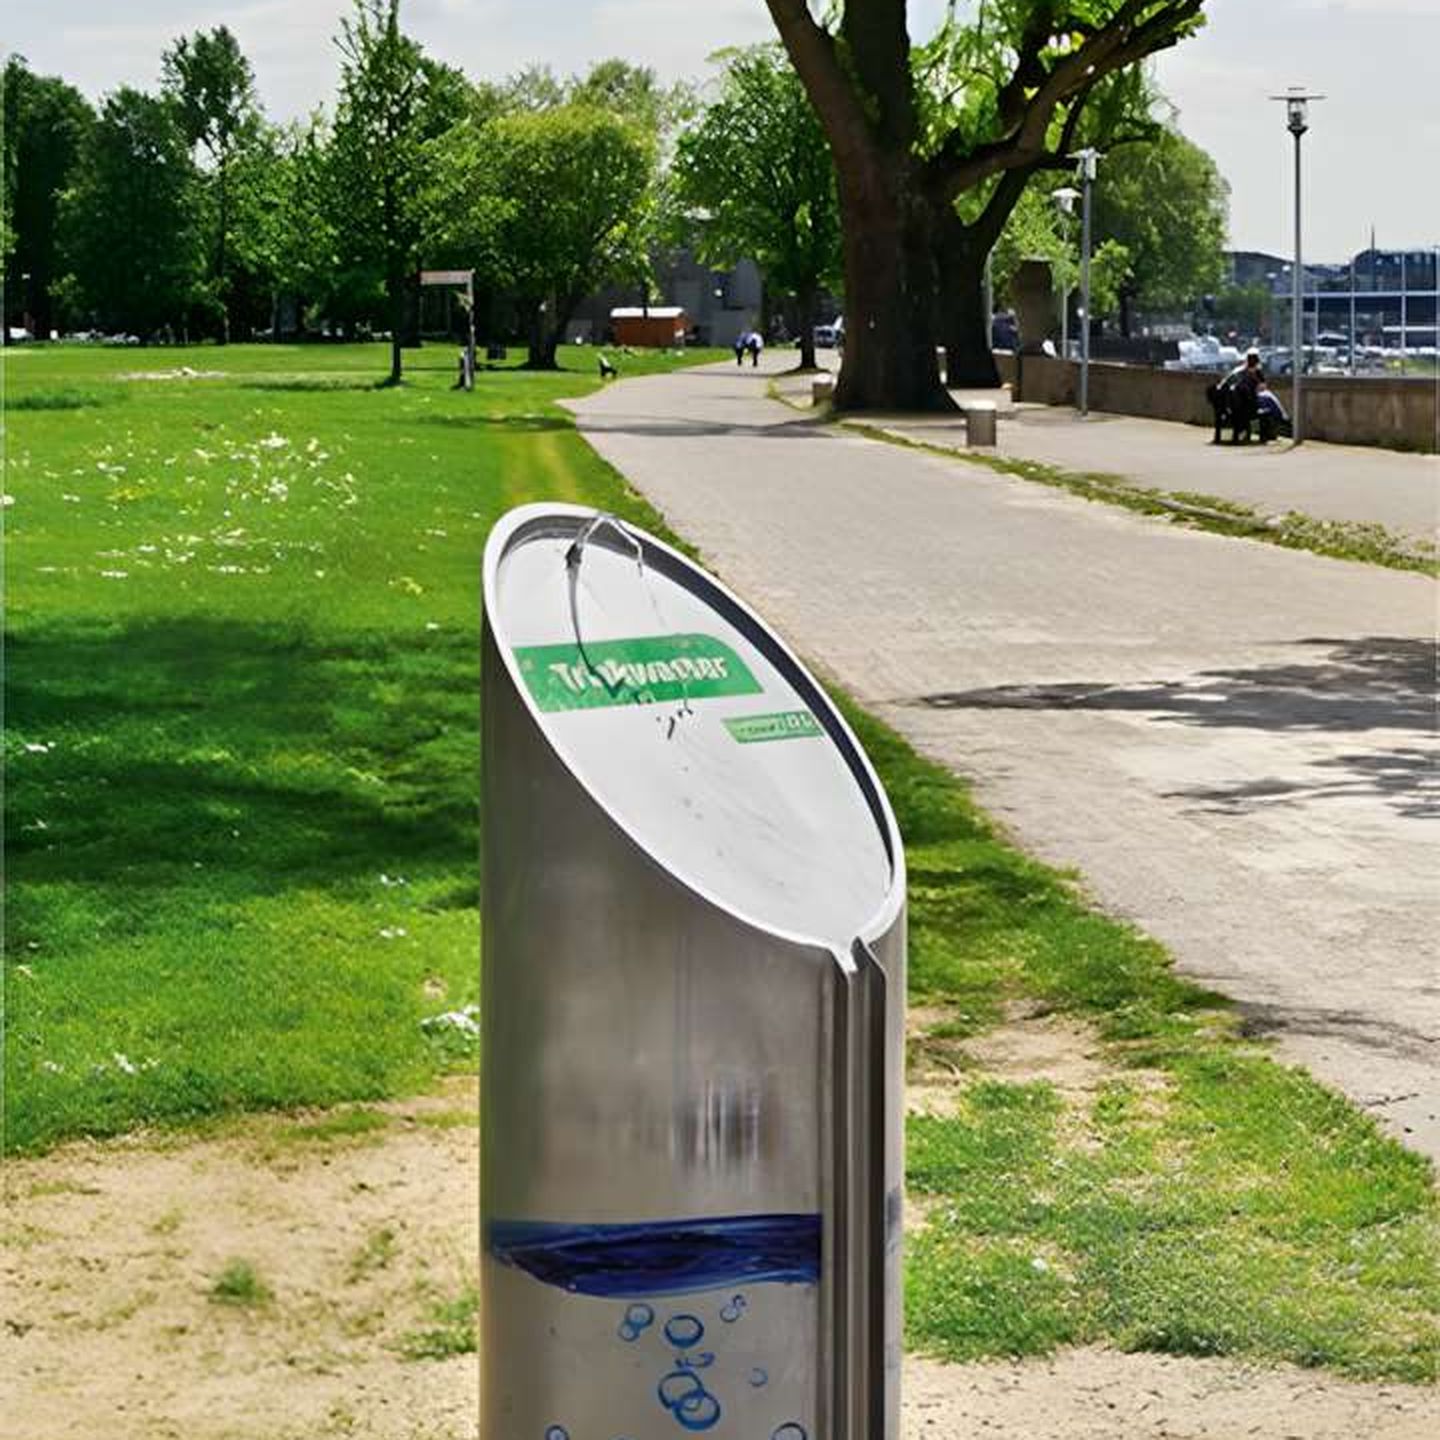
[846,697,1440,1380]
[399,1283,479,1360]
[4,338,1436,1381]
[2,341,719,1153]
[209,1259,272,1307]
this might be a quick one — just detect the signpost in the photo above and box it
[420,268,476,390]
[481,505,907,1440]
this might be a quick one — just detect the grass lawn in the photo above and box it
[4,339,1437,1381]
[3,340,721,1150]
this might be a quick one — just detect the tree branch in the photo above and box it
[763,0,873,162]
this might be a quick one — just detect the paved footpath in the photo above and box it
[787,368,1439,546]
[567,358,1440,1161]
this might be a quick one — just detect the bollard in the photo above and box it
[963,401,997,447]
[812,374,836,406]
[481,505,906,1440]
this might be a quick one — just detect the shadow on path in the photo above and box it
[910,636,1438,818]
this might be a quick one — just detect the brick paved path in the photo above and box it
[567,359,1439,1160]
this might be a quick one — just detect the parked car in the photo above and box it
[813,315,845,348]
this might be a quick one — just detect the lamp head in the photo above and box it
[1052,186,1080,215]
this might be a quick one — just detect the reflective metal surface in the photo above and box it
[482,505,905,1439]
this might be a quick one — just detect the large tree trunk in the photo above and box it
[525,299,559,370]
[796,282,819,371]
[387,270,404,385]
[1118,286,1136,339]
[936,213,1000,389]
[834,159,951,412]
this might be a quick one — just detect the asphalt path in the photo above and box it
[566,358,1440,1161]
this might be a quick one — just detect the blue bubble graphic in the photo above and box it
[675,1391,722,1431]
[719,1293,748,1322]
[678,1350,715,1370]
[658,1370,705,1410]
[772,1425,807,1440]
[625,1303,655,1330]
[618,1320,640,1342]
[545,1429,569,1440]
[749,1367,769,1387]
[664,1313,704,1348]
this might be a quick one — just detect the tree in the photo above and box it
[763,0,1208,410]
[329,0,465,381]
[1091,125,1226,334]
[2,58,93,341]
[674,46,841,369]
[58,87,201,337]
[161,26,261,342]
[432,105,652,369]
[926,34,1161,385]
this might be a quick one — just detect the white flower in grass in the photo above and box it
[113,1053,139,1075]
[100,570,129,579]
[379,926,408,940]
[1,494,14,507]
[258,432,288,450]
[41,1061,65,1075]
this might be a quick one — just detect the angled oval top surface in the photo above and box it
[486,507,898,946]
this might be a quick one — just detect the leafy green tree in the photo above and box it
[674,46,841,369]
[58,86,201,337]
[329,0,466,381]
[2,57,93,341]
[1091,124,1227,333]
[763,0,1208,410]
[161,26,261,341]
[431,105,653,368]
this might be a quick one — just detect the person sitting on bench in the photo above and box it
[1206,349,1263,444]
[1254,380,1290,443]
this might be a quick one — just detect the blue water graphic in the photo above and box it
[488,1213,821,1298]
[664,1313,705,1348]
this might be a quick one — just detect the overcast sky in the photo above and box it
[11,1,1439,262]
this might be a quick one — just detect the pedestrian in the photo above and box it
[746,331,763,367]
[734,332,747,366]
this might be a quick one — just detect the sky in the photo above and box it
[10,1,1440,263]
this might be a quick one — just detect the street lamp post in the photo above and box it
[1052,187,1080,365]
[1271,89,1324,443]
[1069,149,1100,416]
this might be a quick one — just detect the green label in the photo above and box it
[724,710,823,744]
[514,633,762,712]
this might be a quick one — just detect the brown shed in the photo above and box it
[610,306,689,347]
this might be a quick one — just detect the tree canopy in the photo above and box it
[764,0,1209,408]
[673,46,841,368]
[1092,123,1227,331]
[58,87,201,338]
[3,59,93,340]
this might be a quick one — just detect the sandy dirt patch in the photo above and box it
[2,1079,480,1440]
[5,1044,1437,1439]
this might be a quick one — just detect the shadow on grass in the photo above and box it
[5,614,479,925]
[414,413,573,432]
[240,377,392,392]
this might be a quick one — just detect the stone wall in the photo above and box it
[994,353,1438,453]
